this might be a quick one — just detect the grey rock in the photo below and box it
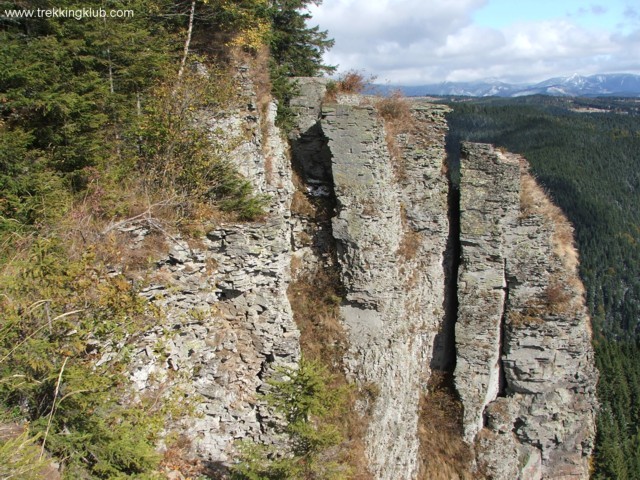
[456,143,597,479]
[125,65,299,466]
[113,68,597,480]
[320,100,451,480]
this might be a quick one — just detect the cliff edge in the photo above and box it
[116,71,597,479]
[455,143,597,479]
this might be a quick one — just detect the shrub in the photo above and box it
[135,66,269,221]
[0,428,50,480]
[376,90,412,124]
[0,235,176,478]
[232,359,352,479]
[336,71,368,94]
[324,70,377,102]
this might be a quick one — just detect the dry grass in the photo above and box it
[250,47,273,117]
[397,209,422,262]
[376,91,412,125]
[290,190,316,218]
[397,232,421,263]
[230,45,277,178]
[545,278,573,314]
[337,71,369,93]
[384,129,405,180]
[288,267,345,369]
[160,435,203,479]
[508,308,546,327]
[544,274,585,315]
[325,70,374,102]
[287,267,373,478]
[375,92,415,181]
[519,169,581,275]
[417,371,476,480]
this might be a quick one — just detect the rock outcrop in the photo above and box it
[454,143,519,443]
[321,101,450,479]
[116,68,597,479]
[126,65,299,469]
[455,143,597,479]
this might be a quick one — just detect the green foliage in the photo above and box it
[445,96,640,335]
[593,338,640,480]
[210,0,334,76]
[209,0,334,131]
[0,428,50,480]
[269,63,301,131]
[0,0,270,239]
[267,0,335,77]
[0,0,172,238]
[135,65,269,220]
[266,0,334,132]
[0,0,336,476]
[232,359,352,480]
[0,235,170,478]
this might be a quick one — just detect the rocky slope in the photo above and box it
[119,69,597,479]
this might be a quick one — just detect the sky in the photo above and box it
[307,0,640,85]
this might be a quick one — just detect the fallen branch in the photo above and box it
[100,198,180,235]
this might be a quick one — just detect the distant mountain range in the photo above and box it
[377,73,640,98]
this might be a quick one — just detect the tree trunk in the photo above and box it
[177,0,196,79]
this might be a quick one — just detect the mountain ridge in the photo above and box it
[376,73,640,98]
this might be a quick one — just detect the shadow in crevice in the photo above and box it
[289,119,343,280]
[498,260,510,398]
[430,152,461,373]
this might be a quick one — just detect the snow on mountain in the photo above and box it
[382,74,640,98]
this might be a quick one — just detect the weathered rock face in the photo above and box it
[454,144,520,442]
[289,81,453,478]
[455,142,597,479]
[126,65,299,469]
[118,69,597,480]
[320,100,451,479]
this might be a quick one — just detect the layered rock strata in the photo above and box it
[116,68,597,480]
[454,144,520,442]
[126,66,299,468]
[455,143,597,479]
[290,81,453,478]
[320,100,451,479]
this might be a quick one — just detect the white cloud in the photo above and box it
[309,0,640,84]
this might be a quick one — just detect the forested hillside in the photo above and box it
[0,0,332,477]
[445,96,640,479]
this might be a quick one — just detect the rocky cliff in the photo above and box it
[120,70,597,479]
[455,143,597,479]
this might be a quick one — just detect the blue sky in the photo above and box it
[308,0,640,85]
[474,0,620,30]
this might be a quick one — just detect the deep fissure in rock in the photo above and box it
[497,259,509,398]
[431,155,460,373]
[287,110,374,477]
[290,122,340,265]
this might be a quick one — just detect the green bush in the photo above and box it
[0,236,169,478]
[232,359,352,480]
[135,67,269,221]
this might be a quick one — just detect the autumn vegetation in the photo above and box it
[0,0,334,477]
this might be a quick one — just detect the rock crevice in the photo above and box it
[117,71,597,480]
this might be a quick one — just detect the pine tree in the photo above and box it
[268,0,335,76]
